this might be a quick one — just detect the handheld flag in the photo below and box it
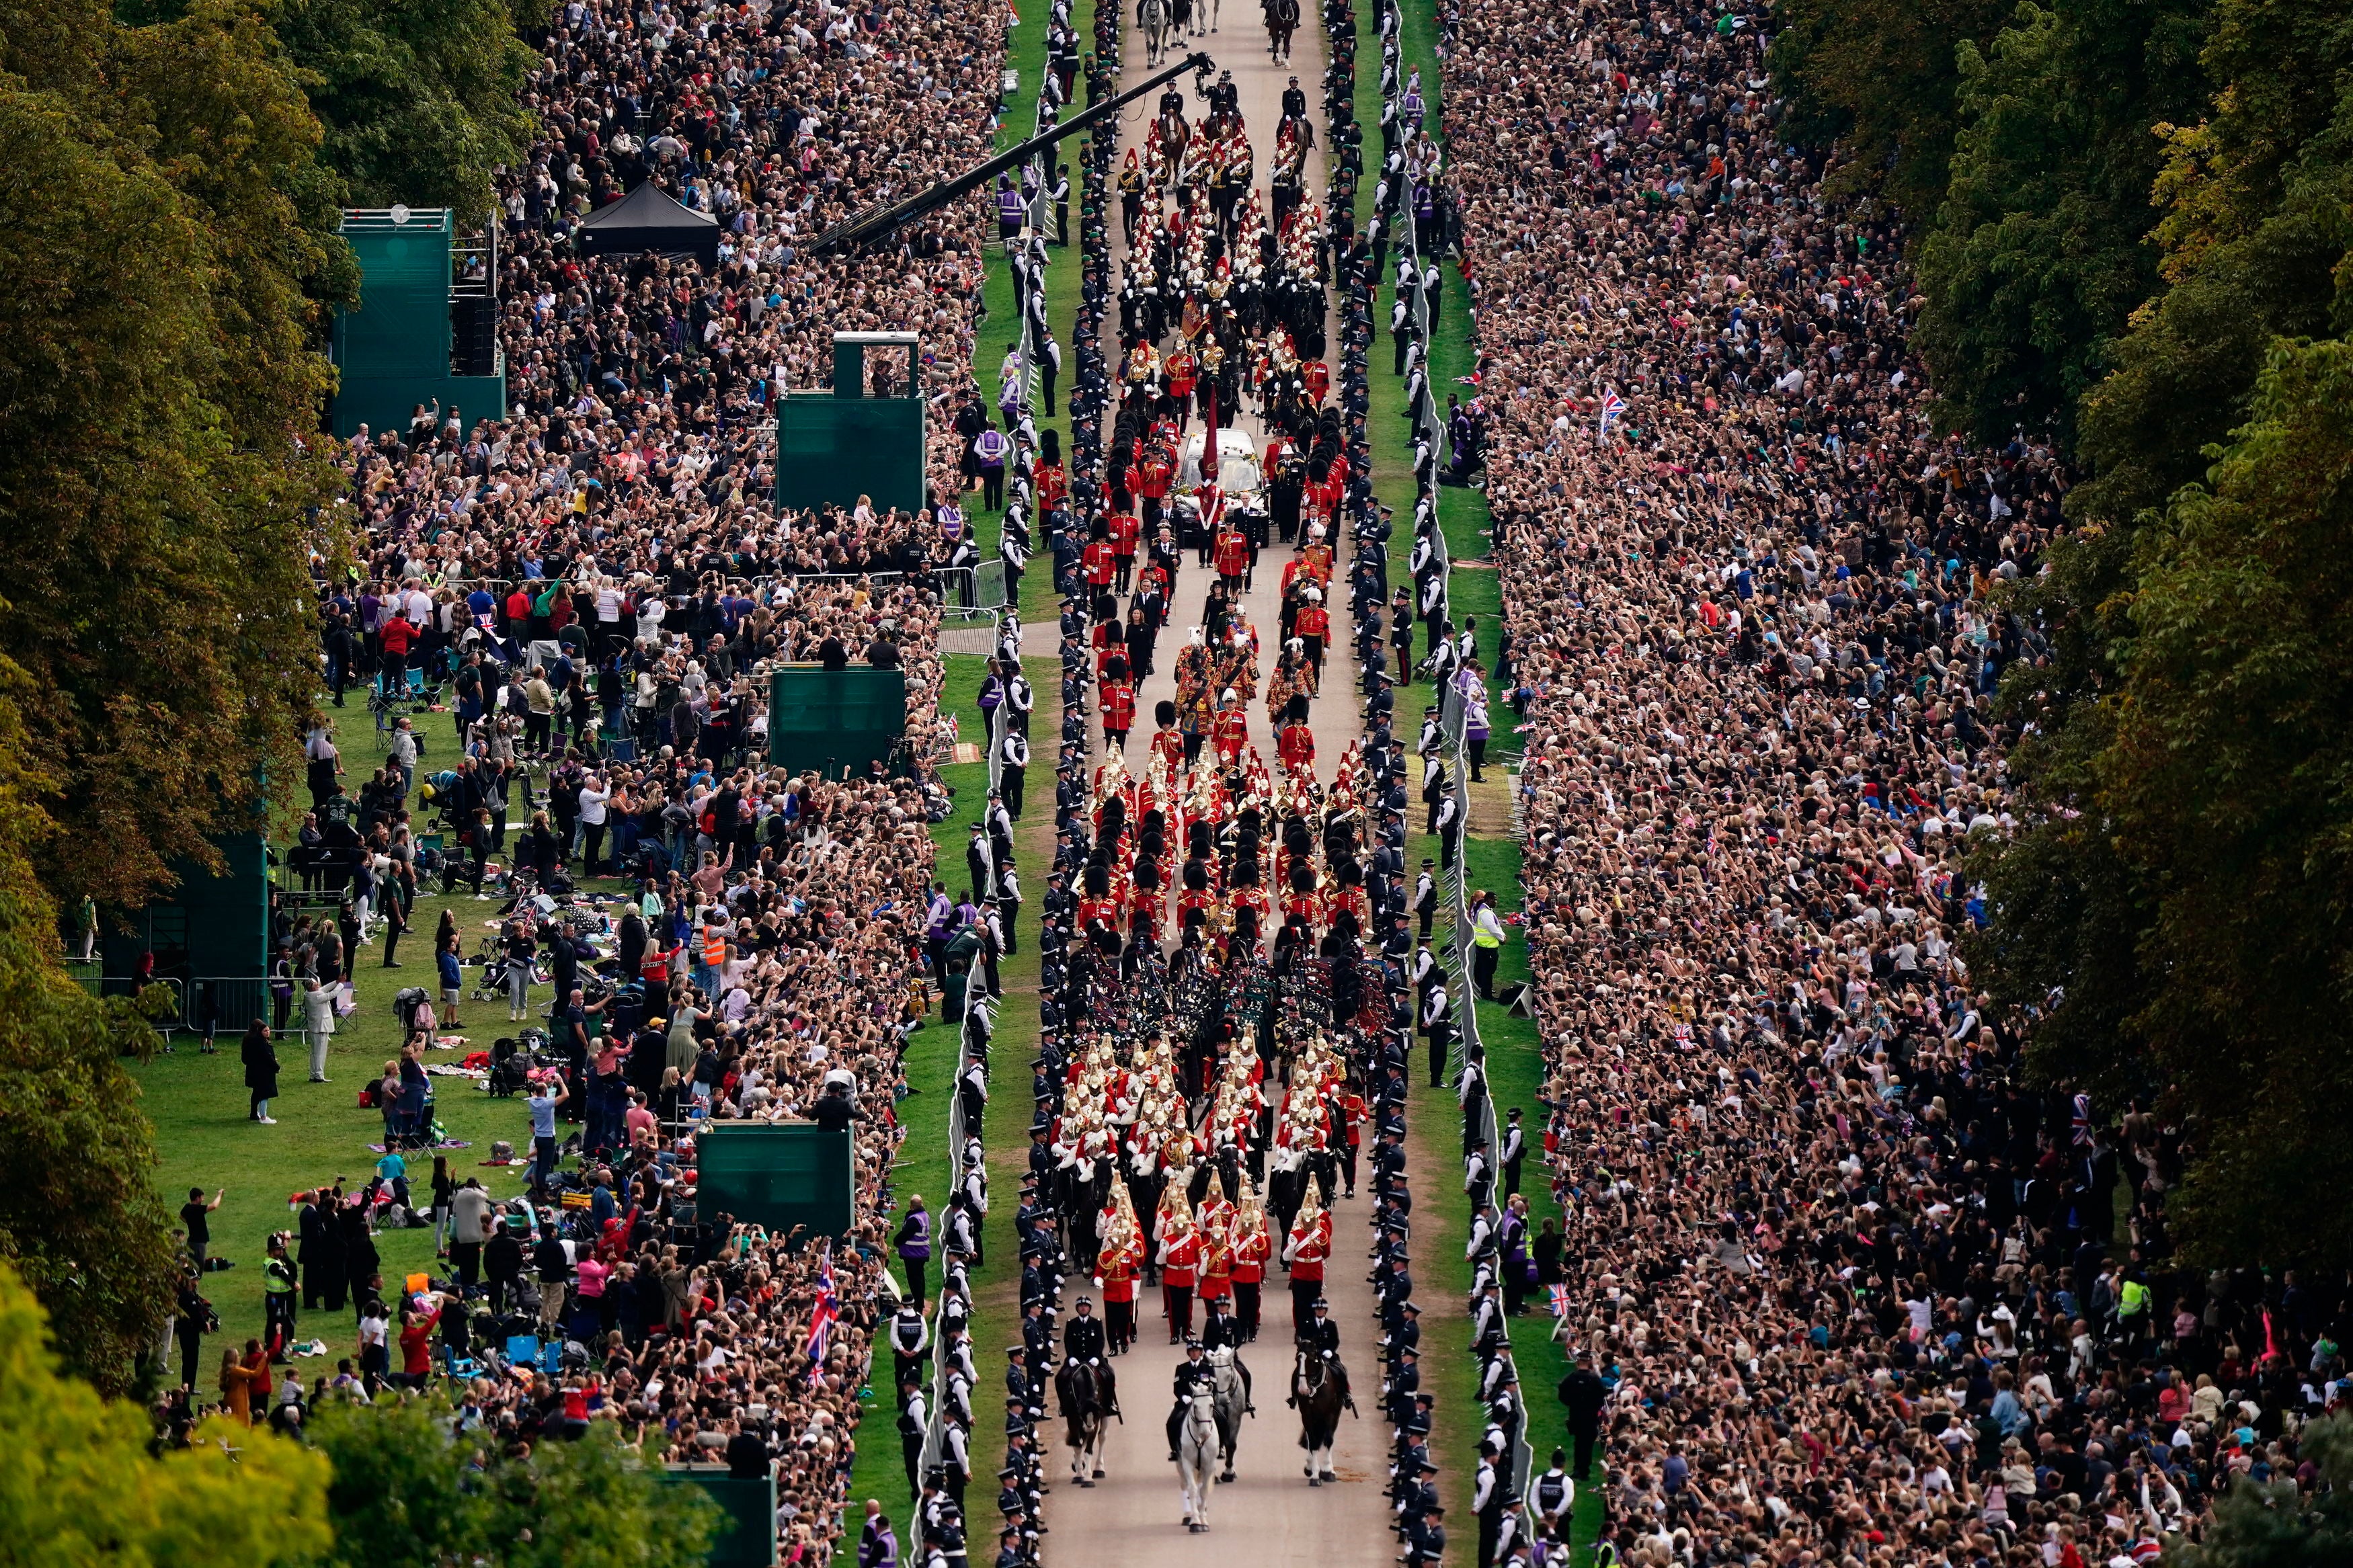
[805,1245,840,1376]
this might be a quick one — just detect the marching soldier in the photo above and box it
[1280,1183,1330,1332]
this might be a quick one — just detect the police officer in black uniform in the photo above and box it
[1295,1295,1341,1356]
[1166,1338,1215,1460]
[1063,1296,1107,1364]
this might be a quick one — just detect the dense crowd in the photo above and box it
[1423,3,2353,1567]
[163,0,1064,1561]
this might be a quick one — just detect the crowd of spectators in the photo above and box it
[329,0,1043,648]
[182,0,1052,1559]
[1424,3,2353,1566]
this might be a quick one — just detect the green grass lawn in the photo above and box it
[970,0,1100,626]
[1404,824,1604,1561]
[133,878,549,1354]
[1348,3,1596,1553]
[845,655,1054,1532]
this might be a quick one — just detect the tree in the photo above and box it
[1970,0,2353,1272]
[0,0,350,912]
[1989,341,2353,1270]
[2167,1414,2353,1567]
[0,1258,331,1567]
[0,669,182,1395]
[270,0,543,222]
[1913,0,2211,447]
[1767,0,2016,216]
[307,1395,722,1568]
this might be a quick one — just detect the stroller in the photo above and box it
[487,1033,547,1098]
[471,941,553,1003]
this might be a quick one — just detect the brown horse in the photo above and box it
[1054,1356,1116,1484]
[1292,1348,1352,1484]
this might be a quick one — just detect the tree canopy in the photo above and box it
[0,1258,331,1567]
[305,1395,721,1568]
[0,0,350,912]
[2168,1414,2353,1568]
[270,0,542,222]
[1781,0,2353,1269]
[0,671,181,1395]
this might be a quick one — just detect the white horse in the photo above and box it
[1139,0,1170,65]
[1204,0,1219,32]
[1176,1387,1220,1531]
[1205,1343,1251,1483]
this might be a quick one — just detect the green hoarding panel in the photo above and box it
[662,1471,778,1567]
[329,212,506,438]
[695,1126,854,1240]
[768,667,907,780]
[102,831,271,981]
[775,394,926,515]
[340,223,449,379]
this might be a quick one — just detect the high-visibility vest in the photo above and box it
[703,929,727,967]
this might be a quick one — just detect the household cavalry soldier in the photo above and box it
[1280,1182,1330,1332]
[1096,1188,1146,1354]
[1155,1184,1201,1342]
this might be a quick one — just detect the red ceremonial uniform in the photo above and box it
[1306,474,1341,520]
[1287,1212,1330,1283]
[1099,1233,1141,1302]
[1278,721,1316,770]
[1230,1225,1269,1285]
[1084,538,1117,588]
[1101,680,1137,735]
[1211,708,1249,762]
[1213,530,1250,579]
[1109,511,1142,559]
[1295,603,1330,645]
[1128,885,1162,939]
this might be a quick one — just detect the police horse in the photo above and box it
[1205,1342,1252,1483]
[1056,1356,1116,1485]
[1293,1348,1354,1485]
[1140,0,1172,65]
[1176,1385,1220,1530]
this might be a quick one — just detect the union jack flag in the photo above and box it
[804,1246,840,1376]
[1598,390,1626,436]
[1548,1284,1570,1317]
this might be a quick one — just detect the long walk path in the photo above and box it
[1088,6,1359,778]
[1043,5,1396,1564]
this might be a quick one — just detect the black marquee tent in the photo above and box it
[575,180,722,263]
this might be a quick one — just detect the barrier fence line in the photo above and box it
[1377,0,1535,1522]
[908,985,992,1548]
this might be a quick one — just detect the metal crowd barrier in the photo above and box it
[1389,0,1535,1516]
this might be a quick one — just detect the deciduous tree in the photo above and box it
[0,1258,331,1566]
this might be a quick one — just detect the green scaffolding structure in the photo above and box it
[329,208,506,439]
[775,333,926,515]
